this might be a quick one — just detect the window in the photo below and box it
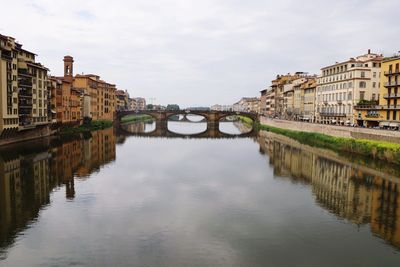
[348,92,352,100]
[360,71,365,78]
[373,82,376,88]
[360,91,365,101]
[373,72,376,78]
[359,81,366,88]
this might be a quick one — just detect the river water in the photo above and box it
[0,121,399,267]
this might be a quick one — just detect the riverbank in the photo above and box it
[260,117,400,144]
[120,114,153,124]
[257,117,400,165]
[60,120,113,135]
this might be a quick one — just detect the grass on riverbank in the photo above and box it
[238,116,254,125]
[61,120,113,135]
[258,123,400,165]
[121,114,153,124]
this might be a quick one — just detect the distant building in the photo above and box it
[115,90,129,111]
[232,97,260,113]
[134,97,146,110]
[210,104,233,111]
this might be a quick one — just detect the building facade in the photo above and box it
[232,97,260,113]
[0,34,49,134]
[315,50,383,125]
[74,73,116,121]
[354,56,400,128]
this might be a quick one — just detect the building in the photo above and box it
[115,90,129,111]
[291,77,317,121]
[302,78,317,122]
[232,97,260,113]
[354,55,400,128]
[134,97,146,110]
[210,104,233,111]
[0,34,49,133]
[315,50,383,125]
[128,98,136,111]
[49,56,83,124]
[74,73,116,121]
[267,72,309,118]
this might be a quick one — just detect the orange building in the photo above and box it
[74,74,116,121]
[49,56,82,124]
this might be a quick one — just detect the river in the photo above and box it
[0,121,399,267]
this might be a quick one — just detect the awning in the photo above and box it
[51,109,57,114]
[345,120,351,125]
[380,122,390,127]
[331,120,337,123]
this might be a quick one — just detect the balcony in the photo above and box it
[319,112,347,117]
[384,69,400,76]
[384,81,400,87]
[18,79,33,87]
[383,93,400,99]
[1,53,12,61]
[354,104,379,110]
[382,105,399,110]
[18,69,34,77]
[365,114,380,118]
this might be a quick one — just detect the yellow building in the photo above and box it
[355,55,400,128]
[0,34,49,133]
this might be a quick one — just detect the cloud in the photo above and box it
[1,0,399,106]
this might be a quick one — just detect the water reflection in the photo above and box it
[0,124,399,266]
[0,128,116,257]
[123,120,156,133]
[121,121,254,138]
[258,130,400,249]
[167,121,207,135]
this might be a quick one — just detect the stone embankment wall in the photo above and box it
[0,126,52,146]
[260,117,400,144]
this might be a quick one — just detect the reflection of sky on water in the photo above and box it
[1,130,400,267]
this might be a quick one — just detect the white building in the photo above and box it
[315,50,383,125]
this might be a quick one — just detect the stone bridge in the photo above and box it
[117,122,256,139]
[116,110,258,127]
[115,110,259,139]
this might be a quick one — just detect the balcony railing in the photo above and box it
[354,104,379,110]
[384,69,400,76]
[365,114,380,118]
[385,81,400,87]
[319,112,347,117]
[383,93,399,99]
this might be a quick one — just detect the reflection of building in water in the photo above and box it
[0,128,116,252]
[258,132,400,249]
[76,128,116,177]
[123,122,146,134]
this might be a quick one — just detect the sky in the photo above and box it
[1,0,399,107]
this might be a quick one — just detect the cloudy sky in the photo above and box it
[1,0,399,107]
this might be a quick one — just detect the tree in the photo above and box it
[166,104,180,111]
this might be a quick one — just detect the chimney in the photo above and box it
[63,55,74,82]
[368,49,371,54]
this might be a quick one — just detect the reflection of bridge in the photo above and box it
[116,110,259,139]
[118,121,256,139]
